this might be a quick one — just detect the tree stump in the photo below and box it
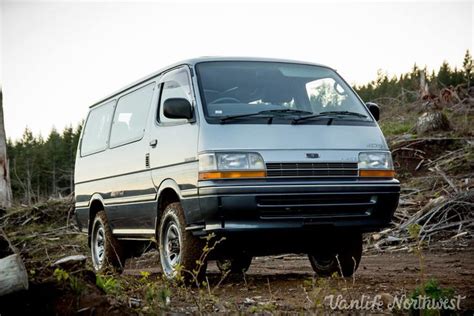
[0,254,29,296]
[0,233,29,296]
[415,111,451,135]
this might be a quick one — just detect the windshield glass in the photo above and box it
[195,61,371,123]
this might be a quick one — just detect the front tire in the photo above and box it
[158,202,206,282]
[90,211,125,272]
[308,233,362,277]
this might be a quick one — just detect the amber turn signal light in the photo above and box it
[359,170,395,178]
[199,170,266,180]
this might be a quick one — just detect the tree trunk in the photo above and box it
[52,160,57,197]
[26,162,32,205]
[0,90,12,208]
[70,169,73,195]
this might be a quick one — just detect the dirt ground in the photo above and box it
[1,198,472,314]
[124,245,474,313]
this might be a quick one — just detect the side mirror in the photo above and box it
[366,102,380,121]
[163,98,193,120]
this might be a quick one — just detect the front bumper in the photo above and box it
[193,179,400,235]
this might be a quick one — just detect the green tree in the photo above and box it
[355,51,472,102]
[463,49,473,88]
[437,61,452,86]
[13,128,37,204]
[45,128,62,197]
[8,124,82,202]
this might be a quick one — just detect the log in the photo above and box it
[52,254,87,270]
[0,254,29,296]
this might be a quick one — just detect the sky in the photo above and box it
[1,1,472,141]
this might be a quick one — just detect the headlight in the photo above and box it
[199,152,266,180]
[358,152,395,178]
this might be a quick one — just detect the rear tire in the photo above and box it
[216,253,252,274]
[90,211,126,273]
[158,202,206,283]
[308,233,362,277]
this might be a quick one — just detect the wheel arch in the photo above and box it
[87,194,106,245]
[155,179,183,234]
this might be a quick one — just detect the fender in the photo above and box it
[78,193,107,245]
[88,193,106,208]
[156,178,182,218]
[75,193,106,233]
[156,178,183,200]
[156,178,201,226]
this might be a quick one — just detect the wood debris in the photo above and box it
[367,136,473,252]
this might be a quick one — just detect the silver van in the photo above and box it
[75,57,399,279]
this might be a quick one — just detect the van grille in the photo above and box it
[266,162,358,178]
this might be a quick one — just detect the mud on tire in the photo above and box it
[90,211,126,273]
[158,202,206,283]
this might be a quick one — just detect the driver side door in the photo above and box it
[148,66,200,222]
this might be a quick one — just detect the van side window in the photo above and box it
[81,100,115,156]
[109,83,155,148]
[159,68,192,123]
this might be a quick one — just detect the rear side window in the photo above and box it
[110,83,155,148]
[81,100,115,156]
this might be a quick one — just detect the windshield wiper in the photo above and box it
[219,109,312,123]
[292,111,367,124]
[262,109,313,115]
[319,111,367,118]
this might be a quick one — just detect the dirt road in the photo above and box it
[125,246,474,313]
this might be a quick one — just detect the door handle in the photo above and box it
[149,139,158,148]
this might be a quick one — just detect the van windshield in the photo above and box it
[195,61,372,124]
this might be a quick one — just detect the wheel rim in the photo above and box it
[92,223,106,270]
[161,220,182,277]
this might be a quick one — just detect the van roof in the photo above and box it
[89,57,332,108]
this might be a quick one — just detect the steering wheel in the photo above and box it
[209,97,241,104]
